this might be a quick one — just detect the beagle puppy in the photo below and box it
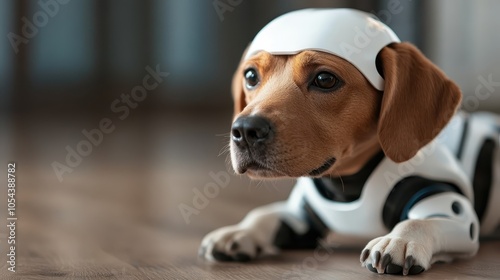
[200,9,500,275]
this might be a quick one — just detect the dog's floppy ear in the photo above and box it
[377,42,462,163]
[231,46,250,119]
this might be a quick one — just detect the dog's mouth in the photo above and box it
[308,158,336,176]
[240,160,286,176]
[237,157,336,178]
[242,161,267,173]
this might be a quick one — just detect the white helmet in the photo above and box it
[244,8,400,90]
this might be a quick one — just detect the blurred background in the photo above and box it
[0,0,499,277]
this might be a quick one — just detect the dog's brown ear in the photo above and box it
[231,64,246,118]
[377,42,462,163]
[231,46,250,119]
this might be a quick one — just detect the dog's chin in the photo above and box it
[245,169,285,179]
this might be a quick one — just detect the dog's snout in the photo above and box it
[231,116,272,147]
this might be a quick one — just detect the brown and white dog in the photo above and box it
[200,9,500,275]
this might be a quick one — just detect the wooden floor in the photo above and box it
[1,114,499,279]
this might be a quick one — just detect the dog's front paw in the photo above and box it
[360,236,431,275]
[199,225,278,262]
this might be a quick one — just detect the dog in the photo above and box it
[199,8,500,275]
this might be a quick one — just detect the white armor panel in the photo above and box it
[408,192,479,254]
[444,112,500,234]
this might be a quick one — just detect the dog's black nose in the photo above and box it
[231,116,272,147]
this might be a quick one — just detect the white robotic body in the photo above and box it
[435,111,500,234]
[466,112,500,234]
[289,142,473,241]
[457,113,499,179]
[408,193,479,253]
[244,8,400,91]
[436,112,467,155]
[295,176,389,240]
[284,178,312,234]
[481,142,500,234]
[384,141,474,201]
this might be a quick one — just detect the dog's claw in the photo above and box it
[229,242,239,251]
[403,255,414,275]
[395,255,424,275]
[360,249,369,262]
[373,251,381,266]
[372,251,386,273]
[381,254,391,271]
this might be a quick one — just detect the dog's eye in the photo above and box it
[244,69,260,89]
[312,72,339,90]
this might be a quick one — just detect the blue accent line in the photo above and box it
[400,184,457,221]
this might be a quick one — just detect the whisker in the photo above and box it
[333,168,345,193]
[271,180,280,192]
[224,154,234,174]
[218,143,230,157]
[215,132,231,138]
[255,179,262,190]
